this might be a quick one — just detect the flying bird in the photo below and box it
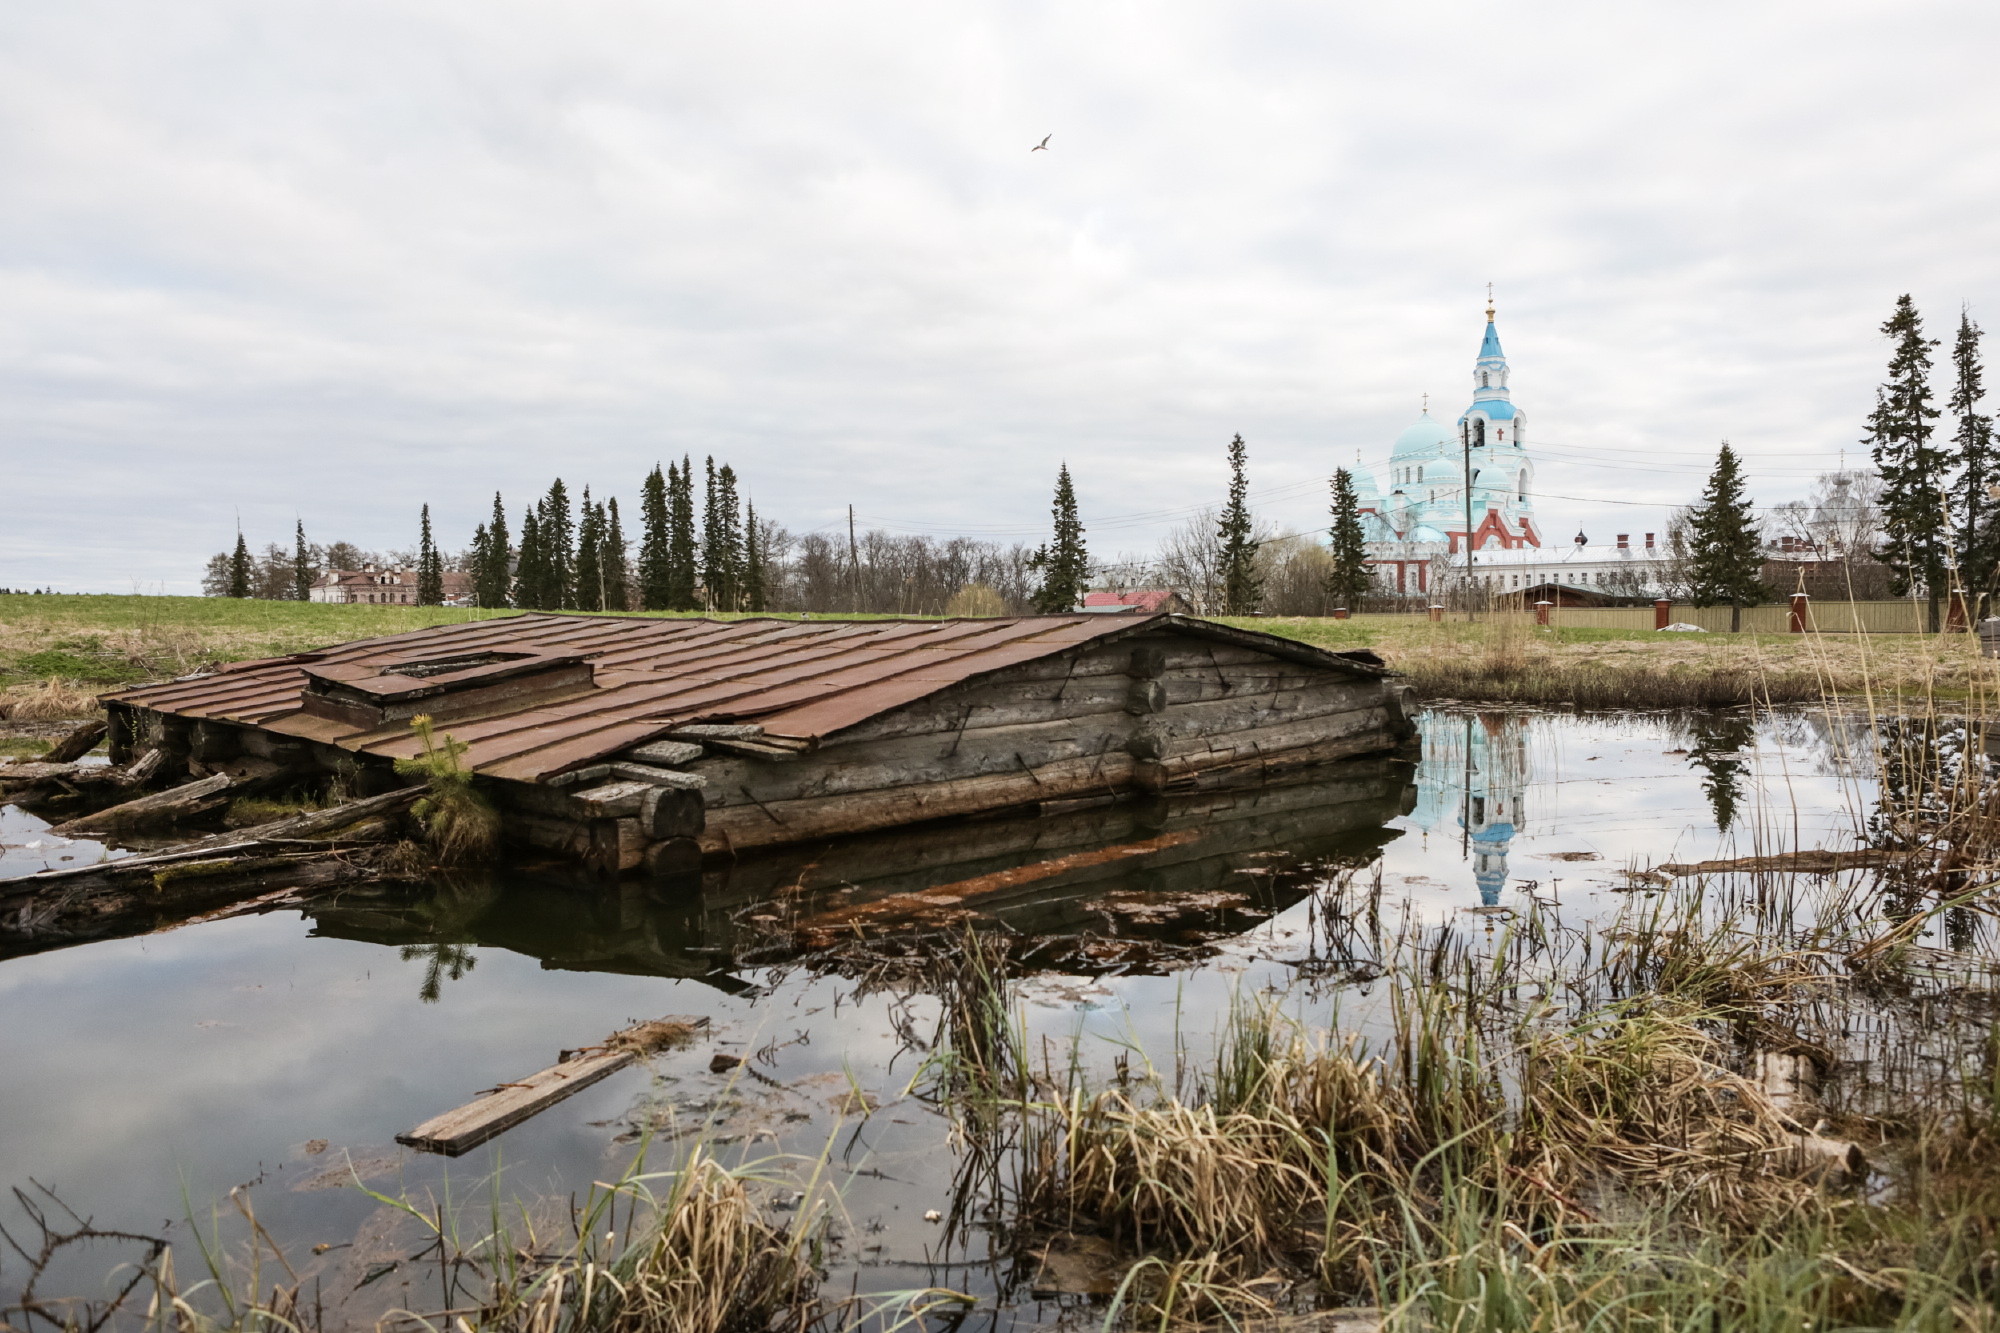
[1031,134,1051,152]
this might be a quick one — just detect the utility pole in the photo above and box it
[848,504,861,615]
[1463,423,1476,623]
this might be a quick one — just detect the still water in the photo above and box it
[0,706,1871,1322]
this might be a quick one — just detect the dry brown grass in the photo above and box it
[1,678,104,720]
[1240,612,2000,704]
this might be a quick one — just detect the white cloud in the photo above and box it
[2,0,1997,589]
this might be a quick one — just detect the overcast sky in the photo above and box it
[4,0,1998,592]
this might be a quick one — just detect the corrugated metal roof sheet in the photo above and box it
[105,613,1382,783]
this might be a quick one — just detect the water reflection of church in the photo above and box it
[1409,712,1528,905]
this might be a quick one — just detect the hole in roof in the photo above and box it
[384,652,535,679]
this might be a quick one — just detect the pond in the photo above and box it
[0,706,1879,1325]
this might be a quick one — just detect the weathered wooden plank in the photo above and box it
[626,739,706,766]
[51,772,241,834]
[179,786,421,850]
[397,1016,708,1155]
[44,720,108,765]
[397,1050,635,1155]
[569,780,653,818]
[0,761,86,784]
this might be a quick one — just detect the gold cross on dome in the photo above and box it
[1421,392,1428,413]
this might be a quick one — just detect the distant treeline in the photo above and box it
[207,456,1043,615]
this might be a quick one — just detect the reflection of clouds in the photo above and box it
[0,910,933,1280]
[1402,707,1870,908]
[0,804,117,881]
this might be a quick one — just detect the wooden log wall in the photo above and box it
[692,633,1409,854]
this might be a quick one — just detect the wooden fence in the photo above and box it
[1343,600,1938,634]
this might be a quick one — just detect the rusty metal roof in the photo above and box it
[105,613,1383,784]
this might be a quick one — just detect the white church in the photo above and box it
[1355,301,1669,601]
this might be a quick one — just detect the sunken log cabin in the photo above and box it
[100,613,1417,875]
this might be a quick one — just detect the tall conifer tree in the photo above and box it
[1686,441,1766,632]
[229,532,252,598]
[1869,295,1948,630]
[742,501,765,613]
[1950,308,1997,609]
[574,488,604,612]
[714,463,744,610]
[1325,468,1372,612]
[700,457,724,609]
[603,497,630,612]
[639,465,672,610]
[513,506,545,609]
[1029,463,1089,613]
[1217,434,1262,615]
[668,457,698,610]
[474,493,510,609]
[540,479,575,609]
[292,520,313,601]
[417,504,444,606]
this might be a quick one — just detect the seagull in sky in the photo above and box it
[1031,134,1051,152]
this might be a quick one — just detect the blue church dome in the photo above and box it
[1390,411,1454,459]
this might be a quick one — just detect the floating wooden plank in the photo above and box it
[1657,849,1905,876]
[397,1050,636,1156]
[397,1016,707,1156]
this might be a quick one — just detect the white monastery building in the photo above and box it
[1357,301,1671,601]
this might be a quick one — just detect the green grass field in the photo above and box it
[1,594,1986,716]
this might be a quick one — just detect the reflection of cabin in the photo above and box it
[310,565,472,606]
[103,613,1416,878]
[1081,589,1196,615]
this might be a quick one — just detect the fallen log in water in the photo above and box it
[0,747,163,794]
[50,772,241,835]
[0,787,423,957]
[1658,849,1905,877]
[398,1016,707,1155]
[42,720,107,765]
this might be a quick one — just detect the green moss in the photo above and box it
[149,859,239,891]
[0,737,51,759]
[223,795,322,828]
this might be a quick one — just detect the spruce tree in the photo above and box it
[229,532,252,598]
[291,520,313,601]
[700,457,725,609]
[1217,434,1262,615]
[742,501,765,613]
[417,505,444,605]
[513,506,545,609]
[603,497,630,612]
[575,488,604,612]
[474,493,510,609]
[668,458,698,610]
[1028,463,1088,613]
[715,463,744,610]
[1325,468,1372,612]
[1686,441,1766,632]
[1869,295,1948,630]
[540,479,576,609]
[638,465,672,610]
[1950,308,1997,610]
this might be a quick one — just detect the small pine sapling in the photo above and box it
[393,714,500,862]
